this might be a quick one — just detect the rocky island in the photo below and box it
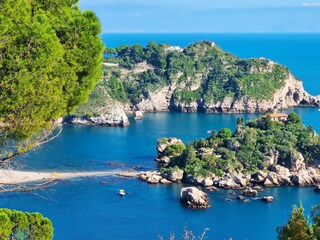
[67,41,320,126]
[139,113,320,191]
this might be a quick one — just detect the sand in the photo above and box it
[0,169,140,185]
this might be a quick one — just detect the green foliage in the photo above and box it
[218,128,233,139]
[277,204,311,240]
[105,76,129,103]
[102,41,289,106]
[238,64,288,100]
[0,208,53,240]
[164,143,186,158]
[158,113,320,177]
[287,112,303,125]
[0,0,104,159]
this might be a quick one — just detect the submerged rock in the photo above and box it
[314,185,320,193]
[236,196,245,201]
[180,187,210,209]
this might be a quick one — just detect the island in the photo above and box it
[139,112,320,190]
[66,41,320,126]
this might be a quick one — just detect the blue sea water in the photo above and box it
[1,34,320,240]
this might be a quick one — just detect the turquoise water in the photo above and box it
[1,34,320,239]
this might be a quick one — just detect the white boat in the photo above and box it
[118,189,126,196]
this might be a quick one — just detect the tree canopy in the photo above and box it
[0,208,53,239]
[0,0,104,162]
[158,113,320,177]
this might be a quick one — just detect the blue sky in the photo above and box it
[79,0,320,33]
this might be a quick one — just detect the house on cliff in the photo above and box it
[262,113,288,122]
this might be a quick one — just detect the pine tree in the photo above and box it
[277,204,312,240]
[0,0,104,162]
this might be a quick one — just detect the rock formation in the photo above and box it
[180,187,210,209]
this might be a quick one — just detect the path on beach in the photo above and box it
[0,169,140,185]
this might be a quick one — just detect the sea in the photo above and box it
[1,33,320,240]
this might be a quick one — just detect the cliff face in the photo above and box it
[65,85,129,127]
[102,41,320,114]
[64,104,129,127]
[132,73,320,113]
[170,73,320,113]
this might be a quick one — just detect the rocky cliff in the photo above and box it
[103,41,320,114]
[71,41,320,125]
[170,73,320,113]
[65,84,129,127]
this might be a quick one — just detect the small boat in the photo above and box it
[206,130,212,134]
[118,189,126,196]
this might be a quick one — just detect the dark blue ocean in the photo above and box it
[1,34,320,240]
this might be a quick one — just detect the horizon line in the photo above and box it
[102,31,320,34]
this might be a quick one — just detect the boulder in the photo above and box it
[138,174,147,181]
[251,171,267,183]
[162,169,184,182]
[201,178,214,187]
[242,187,258,197]
[261,196,274,203]
[160,178,172,184]
[263,178,274,187]
[230,173,248,187]
[216,178,239,189]
[265,172,280,186]
[134,110,143,120]
[147,174,162,184]
[180,187,210,209]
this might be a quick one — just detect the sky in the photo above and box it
[79,0,320,33]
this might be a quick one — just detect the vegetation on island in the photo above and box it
[0,0,104,163]
[0,208,53,239]
[101,41,289,107]
[158,112,320,177]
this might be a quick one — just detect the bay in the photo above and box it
[1,34,320,240]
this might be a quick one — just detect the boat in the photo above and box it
[118,189,126,196]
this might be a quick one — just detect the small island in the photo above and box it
[139,112,320,189]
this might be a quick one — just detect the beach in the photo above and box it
[0,169,139,185]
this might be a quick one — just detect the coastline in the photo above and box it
[0,169,139,185]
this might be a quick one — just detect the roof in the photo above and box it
[262,113,288,118]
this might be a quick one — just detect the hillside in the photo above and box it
[67,41,320,125]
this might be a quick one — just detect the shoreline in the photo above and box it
[0,169,140,185]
